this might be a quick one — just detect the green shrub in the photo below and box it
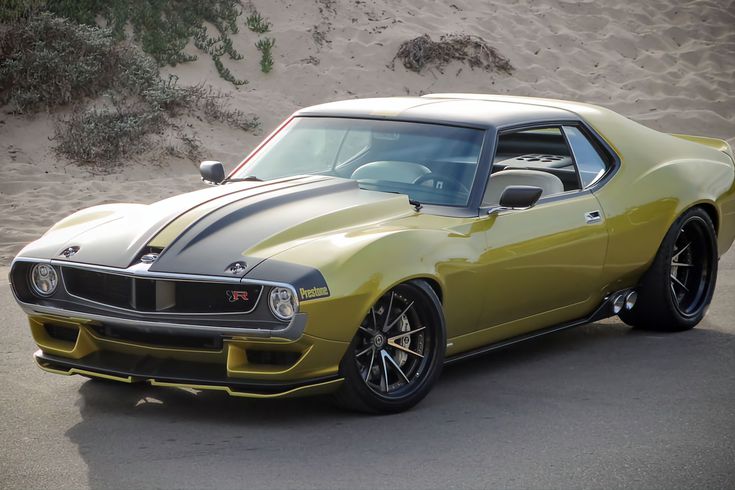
[255,37,276,73]
[213,55,248,85]
[0,13,159,112]
[54,103,165,166]
[44,0,247,84]
[0,0,45,22]
[245,11,271,34]
[0,10,259,167]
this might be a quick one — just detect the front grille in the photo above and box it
[62,267,262,314]
[63,268,131,308]
[90,324,223,350]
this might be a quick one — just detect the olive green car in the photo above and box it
[10,94,735,413]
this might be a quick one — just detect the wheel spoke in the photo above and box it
[383,301,415,333]
[381,349,410,384]
[380,349,390,391]
[371,306,378,331]
[671,273,689,292]
[387,340,424,358]
[358,326,374,336]
[671,262,694,268]
[365,347,376,382]
[670,282,678,299]
[356,345,373,358]
[672,241,691,260]
[388,326,426,343]
[382,291,395,332]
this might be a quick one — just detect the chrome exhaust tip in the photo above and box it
[612,294,625,315]
[624,290,638,311]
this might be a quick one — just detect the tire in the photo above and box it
[334,280,446,414]
[619,207,718,331]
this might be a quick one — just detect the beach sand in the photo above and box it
[1,0,734,263]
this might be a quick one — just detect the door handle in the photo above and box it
[584,210,602,224]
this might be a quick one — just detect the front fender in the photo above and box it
[266,221,486,343]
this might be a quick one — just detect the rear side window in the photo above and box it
[562,126,607,187]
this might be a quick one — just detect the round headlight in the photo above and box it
[30,263,58,297]
[268,287,298,321]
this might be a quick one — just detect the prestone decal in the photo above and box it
[299,286,330,300]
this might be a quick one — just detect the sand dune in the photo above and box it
[1,0,734,263]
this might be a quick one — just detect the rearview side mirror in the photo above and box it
[499,185,543,209]
[487,185,543,215]
[200,161,225,185]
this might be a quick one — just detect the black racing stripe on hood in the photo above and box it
[176,177,345,253]
[36,175,316,270]
[147,177,366,276]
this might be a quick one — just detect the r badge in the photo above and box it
[226,290,250,302]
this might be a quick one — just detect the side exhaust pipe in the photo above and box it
[611,290,638,315]
[624,290,638,311]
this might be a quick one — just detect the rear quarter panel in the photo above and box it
[586,110,735,290]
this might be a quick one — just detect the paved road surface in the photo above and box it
[1,251,733,489]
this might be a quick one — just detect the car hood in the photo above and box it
[16,175,414,276]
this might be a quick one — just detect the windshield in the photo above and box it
[230,117,485,206]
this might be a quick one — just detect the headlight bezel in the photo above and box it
[29,263,59,297]
[268,286,299,321]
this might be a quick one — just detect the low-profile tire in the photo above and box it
[334,280,446,414]
[619,207,718,331]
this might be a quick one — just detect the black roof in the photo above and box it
[295,95,579,129]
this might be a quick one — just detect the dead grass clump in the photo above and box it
[54,103,165,167]
[53,82,259,167]
[393,34,513,74]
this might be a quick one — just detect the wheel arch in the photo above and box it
[692,201,719,236]
[419,277,444,304]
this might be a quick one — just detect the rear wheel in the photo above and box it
[619,207,717,331]
[335,280,445,413]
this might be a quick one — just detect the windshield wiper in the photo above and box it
[408,199,423,211]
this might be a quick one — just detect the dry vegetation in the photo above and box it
[393,34,513,74]
[0,13,259,169]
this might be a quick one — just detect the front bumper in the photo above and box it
[18,302,309,340]
[35,350,343,398]
[11,259,351,397]
[24,310,348,398]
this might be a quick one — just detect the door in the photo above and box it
[478,192,608,331]
[451,124,612,352]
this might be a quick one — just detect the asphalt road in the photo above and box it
[1,252,734,490]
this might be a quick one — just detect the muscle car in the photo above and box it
[10,94,735,413]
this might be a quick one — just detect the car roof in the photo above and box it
[294,94,586,129]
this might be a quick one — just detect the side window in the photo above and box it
[562,126,608,187]
[483,127,577,206]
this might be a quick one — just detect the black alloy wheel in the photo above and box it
[335,280,445,413]
[619,207,718,331]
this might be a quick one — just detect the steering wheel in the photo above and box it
[413,173,470,195]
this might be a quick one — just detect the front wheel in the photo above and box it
[619,207,718,331]
[335,280,446,413]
